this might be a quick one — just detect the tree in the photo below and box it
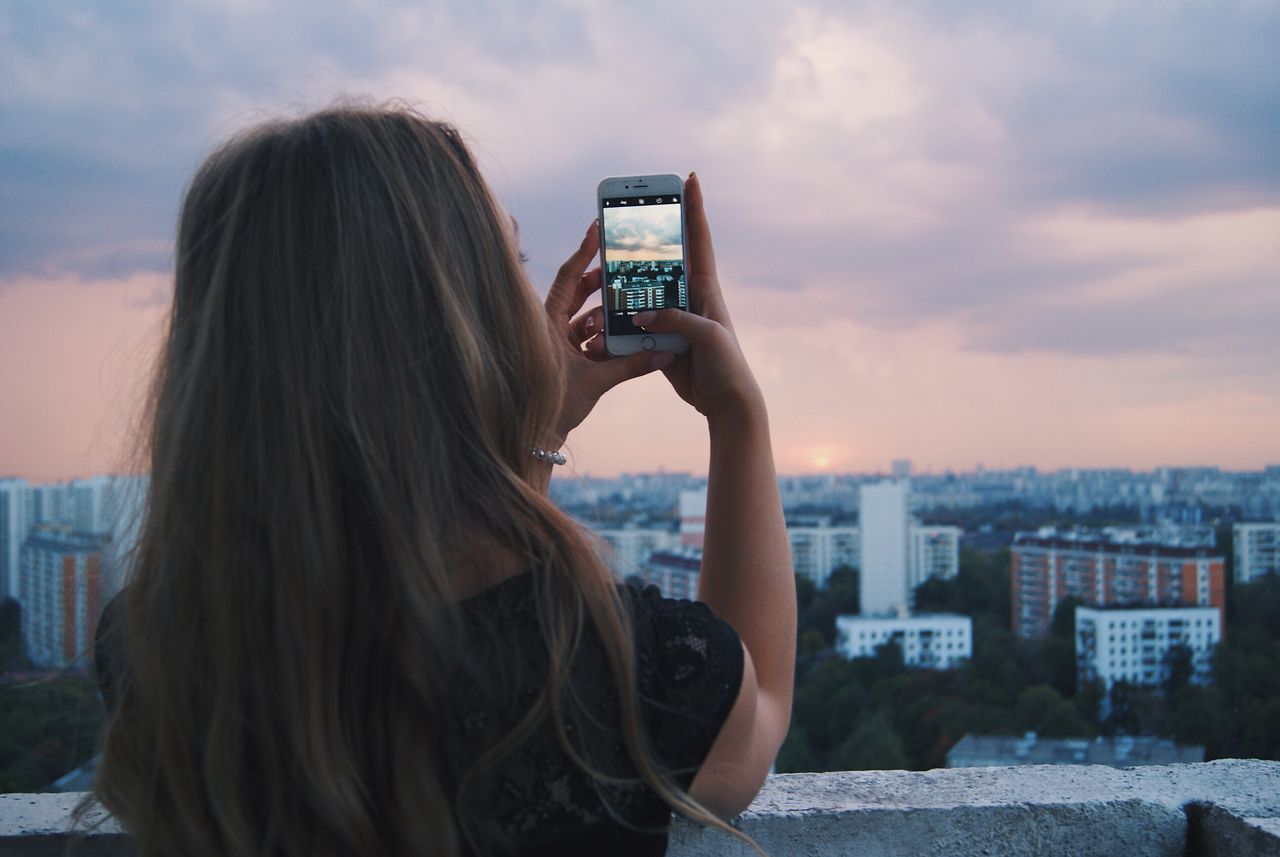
[1163,643,1195,698]
[1015,685,1086,738]
[830,708,907,771]
[797,566,858,648]
[775,725,817,773]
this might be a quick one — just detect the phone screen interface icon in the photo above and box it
[600,194,686,336]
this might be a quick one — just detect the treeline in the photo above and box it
[0,599,105,792]
[778,550,1280,772]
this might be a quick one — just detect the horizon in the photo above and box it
[5,459,1278,486]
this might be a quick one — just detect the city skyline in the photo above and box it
[2,2,1277,481]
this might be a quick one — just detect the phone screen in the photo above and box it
[600,193,687,336]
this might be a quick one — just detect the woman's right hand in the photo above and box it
[625,173,765,426]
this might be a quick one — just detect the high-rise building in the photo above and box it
[1075,605,1220,694]
[787,521,859,589]
[859,480,910,615]
[19,527,110,668]
[1234,523,1280,583]
[892,459,912,479]
[29,482,69,527]
[0,478,34,601]
[836,613,972,669]
[1012,529,1225,637]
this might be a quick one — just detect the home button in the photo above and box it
[640,336,656,351]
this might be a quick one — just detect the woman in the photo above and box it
[89,105,796,856]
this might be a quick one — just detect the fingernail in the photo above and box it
[584,315,595,330]
[633,311,656,325]
[650,352,675,369]
[688,170,696,180]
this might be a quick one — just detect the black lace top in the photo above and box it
[95,572,745,856]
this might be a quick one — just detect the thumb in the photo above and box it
[631,309,722,345]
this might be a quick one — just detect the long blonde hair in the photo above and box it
[85,104,756,855]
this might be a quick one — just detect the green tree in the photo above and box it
[775,725,817,773]
[797,566,858,649]
[1015,685,1086,737]
[830,708,907,771]
[0,675,106,792]
[1163,643,1194,698]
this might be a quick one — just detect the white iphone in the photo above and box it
[596,174,690,355]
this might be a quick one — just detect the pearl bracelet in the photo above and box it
[531,447,567,466]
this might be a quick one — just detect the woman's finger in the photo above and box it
[563,268,602,323]
[545,221,600,318]
[569,306,604,347]
[684,172,717,279]
[631,308,725,347]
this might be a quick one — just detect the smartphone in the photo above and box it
[596,174,690,355]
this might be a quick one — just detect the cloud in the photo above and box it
[1,0,1277,475]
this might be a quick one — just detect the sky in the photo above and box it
[1,0,1277,481]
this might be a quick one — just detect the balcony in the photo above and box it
[2,759,1277,855]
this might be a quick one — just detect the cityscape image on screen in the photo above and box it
[601,198,686,334]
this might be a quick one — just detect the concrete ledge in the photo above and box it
[2,760,1278,856]
[669,760,1280,856]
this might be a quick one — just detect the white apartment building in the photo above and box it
[788,524,859,589]
[20,527,111,668]
[1234,523,1280,583]
[0,478,34,601]
[1075,606,1220,693]
[836,613,972,669]
[595,525,679,579]
[859,480,911,615]
[909,525,961,591]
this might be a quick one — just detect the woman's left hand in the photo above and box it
[543,221,674,445]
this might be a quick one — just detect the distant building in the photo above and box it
[1011,529,1225,637]
[891,459,912,479]
[859,481,911,615]
[594,525,679,578]
[909,525,960,591]
[19,527,111,669]
[787,521,859,589]
[0,478,33,601]
[947,732,1203,768]
[644,548,702,600]
[1234,523,1280,583]
[679,488,707,549]
[836,613,972,669]
[1075,605,1220,694]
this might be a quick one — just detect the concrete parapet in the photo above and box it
[1,759,1277,855]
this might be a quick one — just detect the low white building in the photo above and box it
[1075,606,1220,692]
[836,613,972,670]
[1234,523,1280,583]
[788,523,859,589]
